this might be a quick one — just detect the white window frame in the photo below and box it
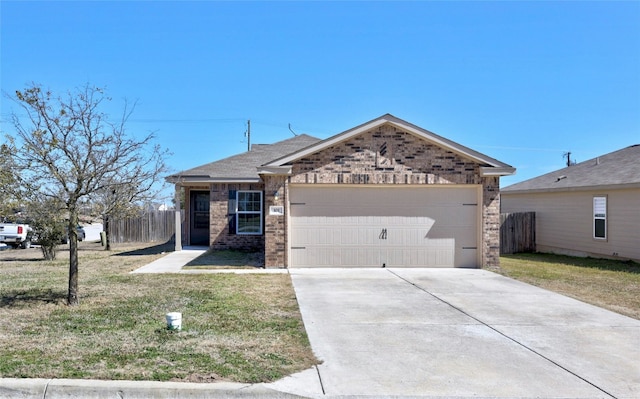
[236,191,263,235]
[593,196,607,240]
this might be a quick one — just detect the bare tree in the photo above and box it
[4,83,169,305]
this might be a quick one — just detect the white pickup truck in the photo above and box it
[0,222,32,249]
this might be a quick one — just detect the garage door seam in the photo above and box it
[386,269,618,399]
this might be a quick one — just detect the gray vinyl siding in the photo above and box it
[610,189,640,258]
[501,188,640,262]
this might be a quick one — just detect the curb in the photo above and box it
[0,378,311,399]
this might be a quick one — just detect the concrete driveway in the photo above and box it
[271,268,640,398]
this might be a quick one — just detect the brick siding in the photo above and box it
[209,183,264,252]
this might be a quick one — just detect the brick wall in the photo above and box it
[482,176,501,267]
[262,175,287,267]
[289,125,482,185]
[209,183,264,252]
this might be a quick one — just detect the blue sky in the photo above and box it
[1,1,639,200]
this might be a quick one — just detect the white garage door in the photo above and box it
[289,185,479,268]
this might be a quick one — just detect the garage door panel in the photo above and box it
[427,226,476,243]
[458,248,478,268]
[289,186,479,268]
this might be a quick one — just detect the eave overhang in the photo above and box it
[166,175,261,185]
[480,167,516,177]
[502,182,640,195]
[257,166,293,176]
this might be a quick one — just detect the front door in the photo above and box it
[190,191,210,246]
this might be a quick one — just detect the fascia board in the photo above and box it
[257,166,293,175]
[501,182,640,195]
[165,176,261,184]
[480,167,517,177]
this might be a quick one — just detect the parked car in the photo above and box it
[0,222,32,249]
[31,225,86,246]
[61,226,86,244]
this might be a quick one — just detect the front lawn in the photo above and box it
[0,242,317,383]
[499,253,640,320]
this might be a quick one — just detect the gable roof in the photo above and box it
[261,114,515,177]
[502,144,640,194]
[166,134,321,183]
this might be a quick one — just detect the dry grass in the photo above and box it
[500,253,640,320]
[0,242,317,383]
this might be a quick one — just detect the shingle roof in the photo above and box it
[166,134,321,183]
[502,145,640,193]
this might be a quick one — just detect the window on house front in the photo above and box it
[593,196,607,240]
[236,191,263,235]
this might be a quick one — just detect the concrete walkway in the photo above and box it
[130,246,208,273]
[130,247,287,274]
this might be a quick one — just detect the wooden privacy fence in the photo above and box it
[110,211,177,243]
[500,212,536,254]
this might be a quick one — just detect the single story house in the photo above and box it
[166,114,515,268]
[501,145,640,262]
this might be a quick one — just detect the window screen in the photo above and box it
[593,196,607,239]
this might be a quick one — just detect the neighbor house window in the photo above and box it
[236,191,263,235]
[593,196,607,240]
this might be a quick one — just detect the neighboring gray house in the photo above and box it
[166,114,515,268]
[501,145,640,262]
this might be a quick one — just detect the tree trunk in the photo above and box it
[104,214,111,251]
[67,208,80,306]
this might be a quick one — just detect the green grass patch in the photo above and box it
[0,242,317,383]
[500,253,640,320]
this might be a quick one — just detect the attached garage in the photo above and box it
[168,114,515,268]
[289,185,480,268]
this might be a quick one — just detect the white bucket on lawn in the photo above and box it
[166,312,182,330]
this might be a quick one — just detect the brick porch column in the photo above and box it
[263,175,287,268]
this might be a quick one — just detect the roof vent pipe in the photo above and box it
[596,157,600,165]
